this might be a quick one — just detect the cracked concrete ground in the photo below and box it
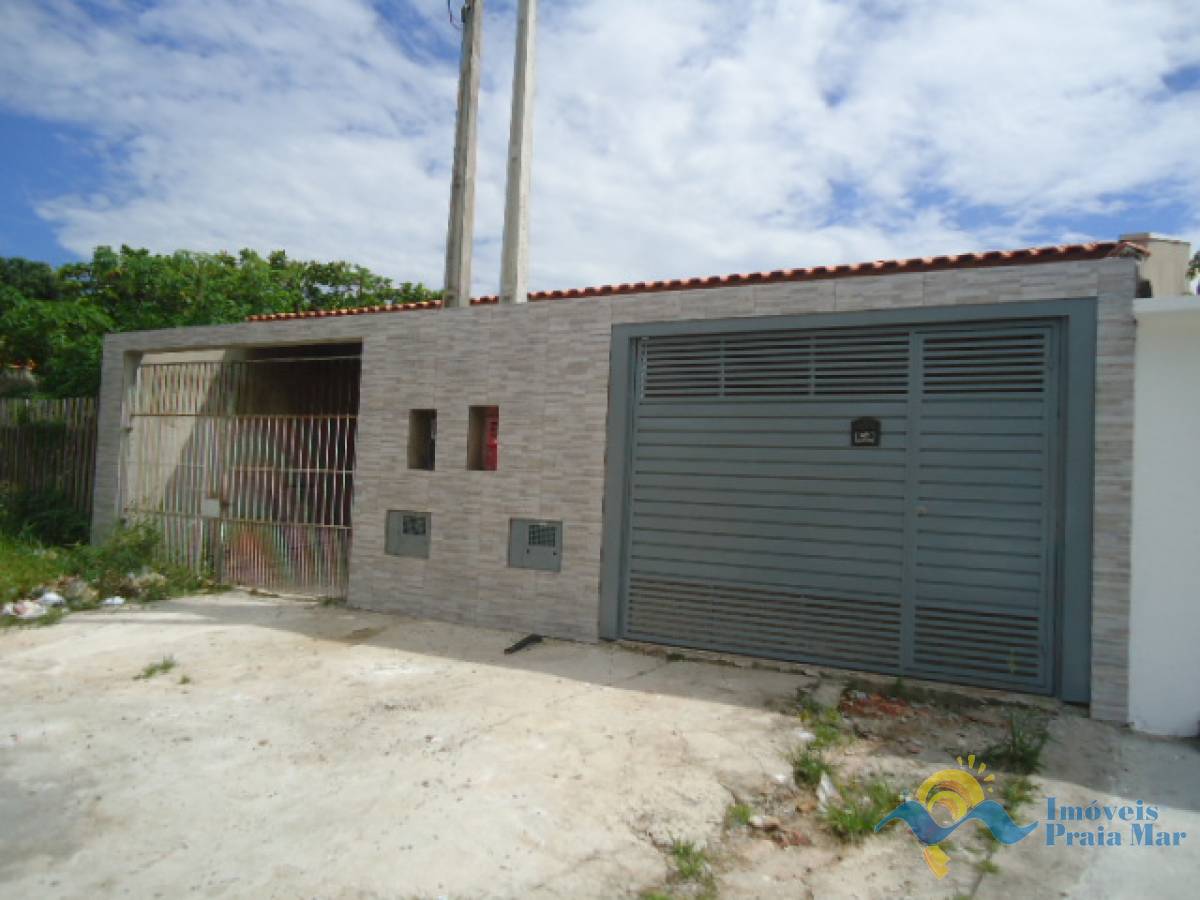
[0,592,1196,899]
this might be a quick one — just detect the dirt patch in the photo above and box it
[638,674,1096,899]
[1,593,1194,899]
[336,626,385,645]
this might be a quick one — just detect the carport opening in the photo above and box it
[123,342,362,597]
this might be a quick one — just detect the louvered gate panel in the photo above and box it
[909,327,1057,691]
[624,328,912,671]
[621,320,1061,694]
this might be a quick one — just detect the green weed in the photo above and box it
[811,721,844,750]
[823,778,901,842]
[789,745,833,787]
[669,840,710,882]
[797,697,847,749]
[984,711,1049,774]
[0,484,89,545]
[725,802,753,828]
[1001,775,1036,813]
[0,538,69,605]
[134,655,177,680]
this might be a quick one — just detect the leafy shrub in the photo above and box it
[23,490,87,545]
[70,522,160,597]
[0,484,89,545]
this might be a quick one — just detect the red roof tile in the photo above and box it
[246,241,1142,322]
[248,300,443,322]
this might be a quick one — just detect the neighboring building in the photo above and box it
[91,235,1194,729]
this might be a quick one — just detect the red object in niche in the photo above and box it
[483,408,499,471]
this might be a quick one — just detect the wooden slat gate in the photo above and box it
[0,397,98,518]
[122,356,359,597]
[620,320,1060,693]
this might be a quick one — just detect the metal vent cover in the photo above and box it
[528,523,558,548]
[509,519,562,572]
[922,330,1049,395]
[639,326,912,401]
[385,510,430,558]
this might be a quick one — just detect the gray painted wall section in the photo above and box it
[91,257,1137,721]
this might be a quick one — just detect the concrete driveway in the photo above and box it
[1,593,1196,899]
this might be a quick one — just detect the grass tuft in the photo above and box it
[0,538,69,606]
[725,802,753,828]
[789,745,832,787]
[135,655,177,680]
[669,840,710,882]
[797,697,847,750]
[1001,774,1035,812]
[823,777,901,843]
[984,711,1049,774]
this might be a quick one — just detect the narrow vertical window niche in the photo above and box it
[408,409,437,470]
[467,405,499,471]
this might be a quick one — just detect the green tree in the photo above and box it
[0,246,441,398]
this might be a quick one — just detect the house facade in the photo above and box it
[93,238,1183,724]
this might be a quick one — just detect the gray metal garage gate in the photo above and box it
[612,317,1067,693]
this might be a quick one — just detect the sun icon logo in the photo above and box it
[913,755,997,877]
[919,755,996,821]
[877,753,1037,880]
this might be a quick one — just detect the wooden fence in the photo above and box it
[0,397,98,519]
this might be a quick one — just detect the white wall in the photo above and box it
[1129,297,1200,736]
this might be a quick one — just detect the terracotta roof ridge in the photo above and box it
[247,240,1143,321]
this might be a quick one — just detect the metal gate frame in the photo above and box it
[599,299,1098,701]
[121,354,360,598]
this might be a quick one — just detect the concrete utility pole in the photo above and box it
[442,1,484,308]
[499,0,537,304]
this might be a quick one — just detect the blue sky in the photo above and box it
[0,112,102,264]
[1,0,1197,293]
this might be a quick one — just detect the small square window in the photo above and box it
[408,410,436,470]
[467,405,499,471]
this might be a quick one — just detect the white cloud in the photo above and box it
[1,0,1198,293]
